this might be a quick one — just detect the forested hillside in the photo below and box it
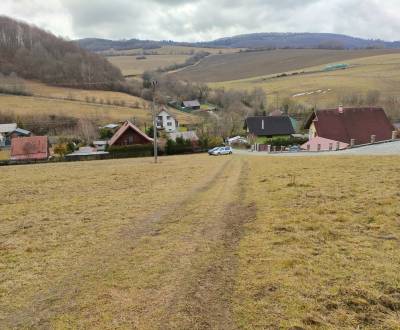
[0,16,124,88]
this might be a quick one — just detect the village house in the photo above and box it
[0,123,31,148]
[182,100,201,111]
[11,136,49,161]
[156,107,179,132]
[244,116,295,140]
[304,106,395,150]
[108,121,153,147]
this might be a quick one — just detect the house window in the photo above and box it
[167,116,171,120]
[167,122,172,126]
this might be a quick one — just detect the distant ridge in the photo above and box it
[77,32,400,52]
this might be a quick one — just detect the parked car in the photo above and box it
[208,147,220,155]
[210,146,233,156]
[288,145,301,152]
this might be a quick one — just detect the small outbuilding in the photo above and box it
[108,121,153,147]
[11,136,50,161]
[182,100,201,111]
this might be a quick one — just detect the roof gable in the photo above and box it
[157,107,174,118]
[245,116,295,136]
[108,121,153,146]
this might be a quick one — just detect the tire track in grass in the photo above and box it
[2,158,232,329]
[153,158,256,329]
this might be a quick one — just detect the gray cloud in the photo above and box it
[2,0,400,41]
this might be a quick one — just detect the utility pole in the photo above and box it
[151,80,158,163]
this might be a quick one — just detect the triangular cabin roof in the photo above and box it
[157,106,175,118]
[304,107,394,144]
[108,121,153,146]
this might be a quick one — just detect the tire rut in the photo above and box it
[157,158,256,329]
[2,158,233,329]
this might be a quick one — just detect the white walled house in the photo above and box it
[156,108,179,132]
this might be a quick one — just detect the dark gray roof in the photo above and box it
[245,116,295,136]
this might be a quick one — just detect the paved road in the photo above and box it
[234,140,400,157]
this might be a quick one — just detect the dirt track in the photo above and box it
[1,157,255,329]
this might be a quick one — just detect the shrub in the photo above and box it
[165,138,194,155]
[99,128,114,140]
[108,144,155,158]
[262,136,308,147]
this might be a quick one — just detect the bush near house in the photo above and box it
[165,137,195,155]
[198,136,224,149]
[108,144,155,158]
[257,136,308,147]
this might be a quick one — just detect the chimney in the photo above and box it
[338,105,344,114]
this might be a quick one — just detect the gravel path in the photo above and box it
[234,140,400,157]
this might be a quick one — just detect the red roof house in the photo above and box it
[108,121,153,147]
[11,136,50,161]
[304,107,395,145]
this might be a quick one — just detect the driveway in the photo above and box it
[234,140,400,156]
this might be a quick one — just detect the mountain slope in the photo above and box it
[199,33,400,49]
[0,16,124,88]
[77,33,400,52]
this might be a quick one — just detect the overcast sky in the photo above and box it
[2,0,400,41]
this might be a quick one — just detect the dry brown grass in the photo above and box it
[1,154,400,328]
[26,80,145,106]
[107,54,191,76]
[171,48,400,83]
[0,83,198,126]
[235,156,400,329]
[105,45,243,76]
[101,45,242,56]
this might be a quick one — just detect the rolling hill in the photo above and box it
[78,33,400,52]
[0,81,198,126]
[198,32,400,49]
[170,48,400,83]
[210,52,400,120]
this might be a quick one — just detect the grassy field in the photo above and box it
[0,95,197,126]
[1,154,400,328]
[0,81,198,126]
[105,45,243,76]
[107,54,191,76]
[26,80,145,106]
[170,48,400,83]
[101,45,242,56]
[210,52,400,111]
